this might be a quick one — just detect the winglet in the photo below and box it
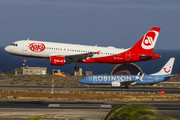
[137,72,140,75]
[140,73,144,82]
[150,58,175,75]
[95,50,100,55]
[135,73,144,82]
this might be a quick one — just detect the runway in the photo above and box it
[1,100,180,110]
[0,85,180,94]
[0,85,180,119]
[0,100,180,119]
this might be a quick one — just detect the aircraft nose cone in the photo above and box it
[4,46,12,54]
[78,79,85,84]
[4,46,8,53]
[78,79,83,83]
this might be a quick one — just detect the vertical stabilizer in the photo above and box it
[130,27,161,53]
[150,58,175,75]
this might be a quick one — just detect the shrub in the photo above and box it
[104,104,176,120]
[26,116,42,120]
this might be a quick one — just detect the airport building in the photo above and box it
[52,69,65,75]
[14,67,47,75]
[85,71,93,76]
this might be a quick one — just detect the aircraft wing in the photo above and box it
[120,81,135,85]
[121,74,144,85]
[65,52,96,62]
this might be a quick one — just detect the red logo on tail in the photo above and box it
[144,36,153,46]
[163,66,171,73]
[142,30,157,50]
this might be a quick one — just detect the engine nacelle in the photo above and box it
[50,56,65,65]
[111,81,121,87]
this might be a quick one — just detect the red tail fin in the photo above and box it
[130,27,161,53]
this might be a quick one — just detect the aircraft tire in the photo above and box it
[74,66,79,72]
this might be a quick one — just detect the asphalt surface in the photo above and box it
[0,85,180,94]
[0,84,180,119]
[0,100,180,110]
[0,100,180,119]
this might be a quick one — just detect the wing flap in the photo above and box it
[66,52,96,61]
[120,74,144,85]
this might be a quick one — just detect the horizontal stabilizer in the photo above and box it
[164,75,174,78]
[140,54,161,60]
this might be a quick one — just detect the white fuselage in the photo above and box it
[5,40,128,59]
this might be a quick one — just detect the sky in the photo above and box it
[0,0,180,50]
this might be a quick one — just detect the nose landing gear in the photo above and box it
[23,57,27,66]
[125,85,129,89]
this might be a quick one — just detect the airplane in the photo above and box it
[78,58,175,88]
[4,27,161,72]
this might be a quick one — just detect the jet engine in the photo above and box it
[111,81,121,87]
[50,56,65,65]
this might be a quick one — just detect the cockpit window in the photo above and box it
[11,43,18,46]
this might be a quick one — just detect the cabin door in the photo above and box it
[22,42,28,51]
[126,51,131,60]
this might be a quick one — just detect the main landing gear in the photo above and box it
[125,85,129,89]
[74,65,79,72]
[23,57,27,66]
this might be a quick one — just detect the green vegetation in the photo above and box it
[43,83,51,85]
[169,74,180,82]
[0,71,4,77]
[5,71,13,74]
[10,82,14,85]
[26,116,42,120]
[13,96,18,99]
[104,104,176,120]
[37,83,42,85]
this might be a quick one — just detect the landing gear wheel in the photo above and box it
[22,63,26,66]
[125,85,129,89]
[74,65,79,72]
[23,57,27,66]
